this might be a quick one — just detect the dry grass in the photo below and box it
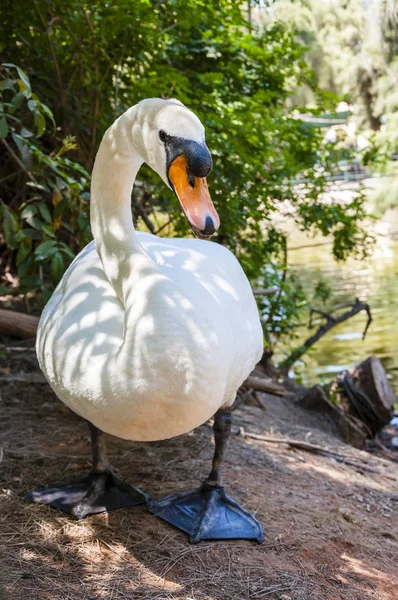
[1,338,398,600]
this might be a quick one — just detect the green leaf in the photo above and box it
[16,66,31,97]
[12,132,25,152]
[28,216,43,231]
[40,103,56,129]
[50,252,65,285]
[34,110,46,137]
[26,182,48,192]
[20,128,34,138]
[21,204,38,227]
[17,255,35,279]
[16,238,32,266]
[59,242,75,260]
[11,132,31,166]
[2,203,19,247]
[22,228,42,240]
[42,223,56,237]
[21,204,37,219]
[18,275,42,289]
[38,203,52,223]
[61,222,74,233]
[11,92,24,110]
[34,239,57,259]
[0,79,16,91]
[0,116,9,138]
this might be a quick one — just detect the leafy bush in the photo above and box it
[0,64,91,300]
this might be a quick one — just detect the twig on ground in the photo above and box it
[235,427,397,479]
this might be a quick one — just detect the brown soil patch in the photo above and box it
[1,339,398,600]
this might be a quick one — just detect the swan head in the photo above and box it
[136,98,220,240]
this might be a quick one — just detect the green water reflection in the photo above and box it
[282,220,398,394]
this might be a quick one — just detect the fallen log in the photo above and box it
[245,375,286,397]
[0,309,39,339]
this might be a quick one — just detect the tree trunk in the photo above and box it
[349,356,395,428]
[0,309,39,339]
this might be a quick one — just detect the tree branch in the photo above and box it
[154,216,175,236]
[132,197,155,234]
[280,298,372,372]
[1,138,36,183]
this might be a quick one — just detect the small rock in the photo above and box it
[338,507,357,523]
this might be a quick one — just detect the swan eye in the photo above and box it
[159,130,167,142]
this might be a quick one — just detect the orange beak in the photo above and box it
[168,154,220,239]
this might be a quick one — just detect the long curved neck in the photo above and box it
[90,108,152,303]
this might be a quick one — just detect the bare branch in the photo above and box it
[235,428,396,478]
[280,299,372,371]
[309,308,337,328]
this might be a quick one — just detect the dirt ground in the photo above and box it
[1,339,398,600]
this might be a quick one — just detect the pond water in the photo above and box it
[277,194,398,395]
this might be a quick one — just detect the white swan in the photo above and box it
[28,99,264,543]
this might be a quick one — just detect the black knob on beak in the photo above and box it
[186,142,213,178]
[164,135,213,179]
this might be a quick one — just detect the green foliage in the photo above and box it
[0,63,54,140]
[0,0,374,347]
[259,266,307,349]
[0,64,90,298]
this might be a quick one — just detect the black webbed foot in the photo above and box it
[148,483,264,543]
[25,470,148,519]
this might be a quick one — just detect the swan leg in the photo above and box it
[25,422,148,519]
[148,408,264,543]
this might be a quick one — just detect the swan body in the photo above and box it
[36,98,263,443]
